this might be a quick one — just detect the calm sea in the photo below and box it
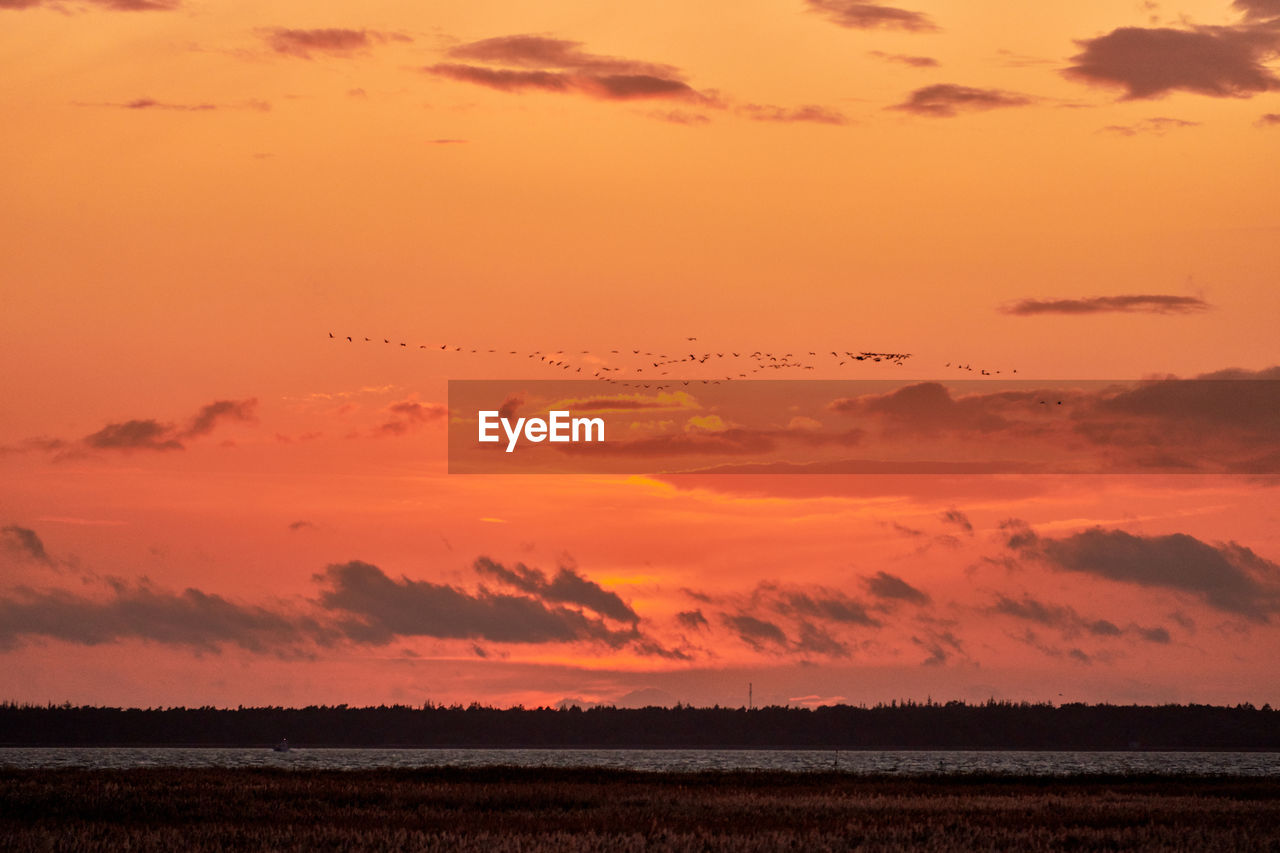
[2,748,1277,775]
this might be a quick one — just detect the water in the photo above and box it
[2,747,1277,775]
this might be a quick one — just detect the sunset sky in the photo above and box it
[2,0,1278,710]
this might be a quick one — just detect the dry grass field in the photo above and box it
[3,767,1279,851]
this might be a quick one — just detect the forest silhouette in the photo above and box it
[2,701,1276,750]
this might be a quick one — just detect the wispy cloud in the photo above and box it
[1001,294,1210,315]
[806,0,939,32]
[889,84,1032,117]
[263,28,411,59]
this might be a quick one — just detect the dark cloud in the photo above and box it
[773,588,881,627]
[447,34,679,78]
[1001,294,1210,315]
[829,382,1024,434]
[1234,0,1280,20]
[889,84,1032,117]
[428,63,705,102]
[121,98,216,111]
[1257,112,1280,125]
[1100,116,1199,136]
[378,399,447,435]
[863,571,930,605]
[868,50,939,67]
[1064,23,1280,100]
[1008,525,1280,621]
[676,609,709,631]
[736,104,848,124]
[315,560,639,647]
[498,394,524,420]
[806,0,938,32]
[185,399,258,438]
[79,398,257,451]
[1082,370,1280,453]
[940,508,974,534]
[1,526,52,565]
[721,613,789,650]
[793,621,851,657]
[264,28,411,59]
[0,581,319,654]
[912,629,962,666]
[473,556,638,624]
[83,420,184,452]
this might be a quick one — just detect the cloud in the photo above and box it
[79,398,258,452]
[185,399,258,438]
[774,588,880,626]
[1100,116,1200,136]
[0,581,320,654]
[941,508,974,534]
[735,104,849,125]
[431,34,849,121]
[676,609,709,631]
[1257,112,1280,125]
[83,420,184,452]
[867,51,939,67]
[119,99,215,111]
[1006,524,1280,621]
[287,521,316,532]
[912,629,962,665]
[1,526,52,565]
[428,63,706,102]
[264,28,411,59]
[446,34,680,78]
[721,613,789,650]
[864,571,930,605]
[1,0,179,10]
[889,84,1033,117]
[829,381,1022,434]
[990,594,1167,643]
[1002,294,1211,315]
[806,0,939,32]
[1064,22,1280,100]
[315,560,641,647]
[473,556,638,623]
[1234,0,1280,20]
[378,399,447,435]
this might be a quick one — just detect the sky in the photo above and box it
[1,0,1279,710]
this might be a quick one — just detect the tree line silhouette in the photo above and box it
[2,701,1277,750]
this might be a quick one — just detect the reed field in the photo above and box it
[3,767,1279,851]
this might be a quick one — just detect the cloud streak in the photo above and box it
[1001,294,1211,315]
[264,28,411,59]
[806,0,939,32]
[889,84,1032,117]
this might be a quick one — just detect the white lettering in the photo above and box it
[478,411,500,443]
[479,411,605,452]
[573,417,605,442]
[549,411,570,442]
[501,417,525,453]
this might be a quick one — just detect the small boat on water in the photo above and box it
[272,738,290,752]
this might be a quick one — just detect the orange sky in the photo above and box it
[1,0,1279,709]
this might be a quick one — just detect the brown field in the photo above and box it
[2,767,1279,851]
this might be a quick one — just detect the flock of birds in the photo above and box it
[327,333,1021,390]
